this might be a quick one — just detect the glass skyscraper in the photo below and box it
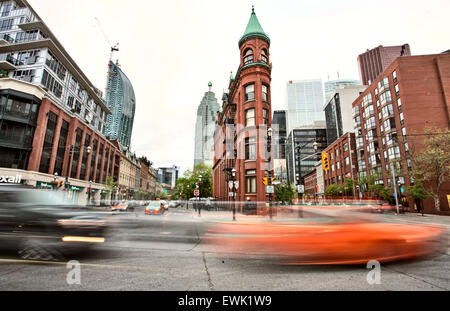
[105,60,136,148]
[194,84,220,167]
[286,79,325,134]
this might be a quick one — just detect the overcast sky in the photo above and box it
[28,0,450,175]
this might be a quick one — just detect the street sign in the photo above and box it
[272,180,281,185]
[234,181,239,189]
[228,181,234,189]
[194,190,199,196]
[229,192,235,197]
[297,185,304,193]
[266,185,274,194]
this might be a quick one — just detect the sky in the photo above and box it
[28,0,450,175]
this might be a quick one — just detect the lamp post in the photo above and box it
[267,127,273,220]
[295,140,318,217]
[64,144,91,192]
[232,168,236,221]
[87,180,92,205]
[53,172,58,190]
[197,174,202,216]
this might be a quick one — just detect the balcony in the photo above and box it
[0,54,17,70]
[0,33,14,45]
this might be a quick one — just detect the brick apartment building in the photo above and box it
[351,53,450,213]
[357,44,411,86]
[322,132,358,193]
[213,7,272,204]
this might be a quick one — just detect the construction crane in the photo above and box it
[95,17,119,62]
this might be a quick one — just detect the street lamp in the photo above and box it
[87,180,92,206]
[53,172,58,190]
[197,174,202,216]
[64,144,91,192]
[267,127,273,219]
[232,168,236,221]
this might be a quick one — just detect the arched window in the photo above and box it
[261,49,268,63]
[243,48,253,65]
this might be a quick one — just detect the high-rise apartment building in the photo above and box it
[156,165,179,188]
[351,53,449,213]
[324,85,367,145]
[194,83,220,167]
[286,79,325,134]
[357,44,411,86]
[105,60,136,149]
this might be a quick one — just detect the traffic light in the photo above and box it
[322,152,330,170]
[262,177,268,186]
[57,180,62,188]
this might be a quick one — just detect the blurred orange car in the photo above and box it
[145,202,165,215]
[205,212,446,265]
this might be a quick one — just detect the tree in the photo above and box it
[409,127,450,211]
[275,184,296,203]
[343,178,354,196]
[172,164,213,199]
[103,176,117,200]
[405,181,431,214]
[325,184,343,196]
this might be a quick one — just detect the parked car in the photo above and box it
[0,184,109,260]
[111,200,135,212]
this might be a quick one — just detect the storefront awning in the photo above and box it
[68,185,84,191]
[36,181,54,189]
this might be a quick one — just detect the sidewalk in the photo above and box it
[377,212,450,228]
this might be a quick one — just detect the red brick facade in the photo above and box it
[352,54,450,213]
[28,98,121,184]
[213,19,272,204]
[323,132,358,193]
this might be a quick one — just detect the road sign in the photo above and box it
[234,181,239,189]
[297,185,304,193]
[228,181,234,189]
[266,185,274,194]
[229,192,235,197]
[194,190,199,196]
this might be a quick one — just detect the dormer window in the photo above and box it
[261,48,268,63]
[243,48,253,65]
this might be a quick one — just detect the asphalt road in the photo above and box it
[0,207,449,291]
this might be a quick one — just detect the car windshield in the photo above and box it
[147,202,161,209]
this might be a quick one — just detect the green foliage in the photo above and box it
[103,176,116,194]
[172,164,213,199]
[274,183,296,202]
[409,127,450,211]
[325,184,343,196]
[343,178,354,196]
[405,181,432,201]
[370,184,394,203]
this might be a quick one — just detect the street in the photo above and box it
[0,207,449,291]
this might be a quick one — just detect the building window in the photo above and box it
[382,104,394,118]
[392,70,397,83]
[246,170,256,193]
[245,84,255,101]
[395,84,399,96]
[261,48,268,63]
[388,146,400,160]
[245,137,256,160]
[39,112,57,173]
[41,69,62,98]
[262,84,268,101]
[243,48,253,65]
[336,161,340,170]
[262,109,269,125]
[397,98,402,111]
[245,108,255,126]
[399,112,404,125]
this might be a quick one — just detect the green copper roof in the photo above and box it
[239,6,270,47]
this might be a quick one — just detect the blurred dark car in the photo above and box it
[0,184,109,260]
